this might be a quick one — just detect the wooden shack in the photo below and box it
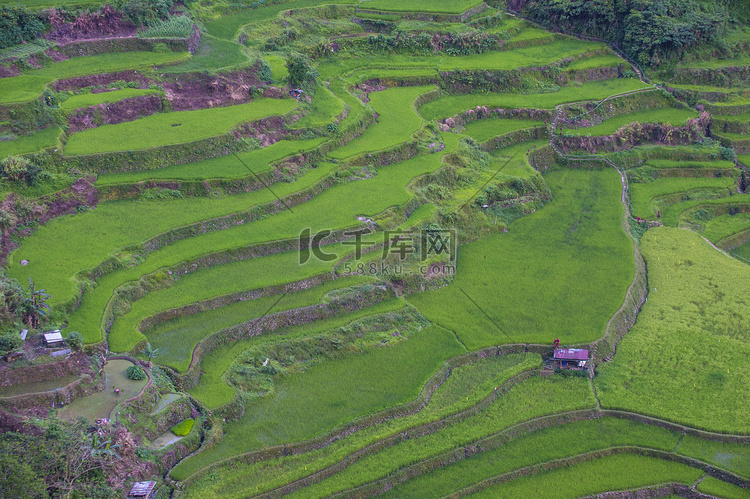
[127,481,157,499]
[553,348,589,370]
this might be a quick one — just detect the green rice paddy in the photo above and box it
[0,127,63,159]
[95,137,327,184]
[596,227,750,433]
[408,168,633,350]
[561,107,699,137]
[419,79,652,121]
[363,0,483,13]
[329,85,430,158]
[2,4,748,497]
[64,98,299,155]
[60,88,161,110]
[0,51,189,104]
[461,118,544,142]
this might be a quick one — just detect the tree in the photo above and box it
[0,416,118,499]
[0,272,24,326]
[141,342,159,369]
[0,5,44,49]
[43,416,118,499]
[19,278,51,329]
[286,54,319,94]
[0,435,47,499]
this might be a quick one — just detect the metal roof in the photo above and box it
[128,481,157,498]
[553,348,589,360]
[44,332,63,342]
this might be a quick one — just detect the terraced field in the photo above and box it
[1,0,749,497]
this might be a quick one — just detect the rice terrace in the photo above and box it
[1,0,750,497]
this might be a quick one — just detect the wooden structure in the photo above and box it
[3,350,23,362]
[43,331,65,347]
[127,481,157,499]
[553,348,589,370]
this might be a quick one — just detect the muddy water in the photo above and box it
[57,359,146,422]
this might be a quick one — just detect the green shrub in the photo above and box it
[126,365,146,380]
[114,0,174,26]
[0,5,43,50]
[0,330,22,355]
[139,15,193,39]
[152,43,170,53]
[65,331,84,351]
[286,54,319,95]
[170,418,194,437]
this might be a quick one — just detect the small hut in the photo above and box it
[43,331,65,347]
[127,481,157,499]
[553,348,589,370]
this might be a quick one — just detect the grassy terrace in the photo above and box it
[180,353,541,493]
[461,118,544,142]
[565,54,624,70]
[702,213,750,243]
[108,245,351,353]
[0,51,189,104]
[203,0,358,40]
[630,177,736,220]
[64,98,299,155]
[561,107,698,137]
[188,297,402,410]
[596,227,750,433]
[174,365,588,488]
[174,323,467,480]
[4,4,750,497]
[142,275,370,372]
[362,0,483,13]
[419,79,651,121]
[470,454,702,499]
[60,88,161,110]
[33,136,461,342]
[438,39,604,71]
[329,85,430,158]
[0,127,63,159]
[382,419,685,498]
[284,377,595,498]
[95,137,328,184]
[408,167,633,350]
[660,195,750,228]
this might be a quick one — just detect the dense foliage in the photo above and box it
[0,417,118,499]
[126,364,146,380]
[515,0,728,66]
[0,5,44,49]
[112,0,174,26]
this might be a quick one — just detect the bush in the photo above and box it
[65,331,84,351]
[721,146,735,161]
[126,365,146,380]
[286,54,319,95]
[0,5,44,50]
[139,15,193,39]
[170,418,194,437]
[0,156,30,183]
[151,42,169,53]
[114,0,173,26]
[258,59,273,83]
[0,331,22,355]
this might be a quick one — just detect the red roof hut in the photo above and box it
[553,348,589,370]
